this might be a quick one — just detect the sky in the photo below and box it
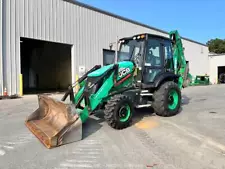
[76,0,225,44]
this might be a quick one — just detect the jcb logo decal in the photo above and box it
[118,68,130,78]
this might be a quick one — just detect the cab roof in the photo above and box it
[119,33,171,41]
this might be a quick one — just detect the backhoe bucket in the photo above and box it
[25,95,82,149]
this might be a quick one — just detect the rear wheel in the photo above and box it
[104,94,133,129]
[152,81,181,117]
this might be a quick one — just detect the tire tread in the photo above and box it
[152,81,181,117]
[104,94,133,129]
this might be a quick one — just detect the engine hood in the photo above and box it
[88,61,134,77]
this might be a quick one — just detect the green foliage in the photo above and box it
[207,38,225,54]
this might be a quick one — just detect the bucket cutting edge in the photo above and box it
[25,95,83,149]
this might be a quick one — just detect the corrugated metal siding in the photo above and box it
[0,0,3,95]
[3,0,13,96]
[2,0,209,95]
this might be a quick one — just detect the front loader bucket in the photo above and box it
[25,95,82,149]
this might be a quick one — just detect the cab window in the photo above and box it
[145,39,162,67]
[163,40,173,70]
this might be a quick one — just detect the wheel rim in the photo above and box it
[119,104,131,122]
[168,89,179,110]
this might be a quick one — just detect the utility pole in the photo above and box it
[115,36,118,63]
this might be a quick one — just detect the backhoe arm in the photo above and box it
[169,30,191,88]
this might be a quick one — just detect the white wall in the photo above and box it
[182,41,209,76]
[209,54,225,84]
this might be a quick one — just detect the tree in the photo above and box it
[207,38,225,54]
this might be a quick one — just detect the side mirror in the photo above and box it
[109,43,113,50]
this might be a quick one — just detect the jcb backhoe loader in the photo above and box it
[25,30,191,149]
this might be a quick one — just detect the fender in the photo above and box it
[154,72,180,88]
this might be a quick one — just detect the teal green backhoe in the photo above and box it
[25,30,191,149]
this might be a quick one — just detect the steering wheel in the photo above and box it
[146,50,155,65]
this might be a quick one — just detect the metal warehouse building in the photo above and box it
[0,0,209,96]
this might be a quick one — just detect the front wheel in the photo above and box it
[152,81,181,117]
[104,94,134,129]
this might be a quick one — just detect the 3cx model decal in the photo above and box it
[118,67,130,78]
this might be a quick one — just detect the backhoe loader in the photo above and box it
[25,30,191,149]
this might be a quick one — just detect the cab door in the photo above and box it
[162,39,174,73]
[142,37,164,84]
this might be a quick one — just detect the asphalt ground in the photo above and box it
[0,84,225,169]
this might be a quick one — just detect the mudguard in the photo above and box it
[154,72,180,88]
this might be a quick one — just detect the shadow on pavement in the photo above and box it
[84,99,188,132]
[0,94,22,100]
[93,107,156,128]
[182,94,191,105]
[82,113,104,139]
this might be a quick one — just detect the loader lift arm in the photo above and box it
[72,63,135,122]
[61,64,102,103]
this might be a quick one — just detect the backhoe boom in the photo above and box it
[169,30,191,88]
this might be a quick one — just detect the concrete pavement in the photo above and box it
[0,85,225,169]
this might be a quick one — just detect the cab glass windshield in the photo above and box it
[117,39,145,62]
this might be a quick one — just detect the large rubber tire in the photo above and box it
[104,94,134,129]
[152,81,181,117]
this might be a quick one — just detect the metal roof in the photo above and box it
[64,0,207,47]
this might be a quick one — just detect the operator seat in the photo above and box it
[144,50,159,83]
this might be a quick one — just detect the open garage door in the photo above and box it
[20,38,72,94]
[218,66,225,83]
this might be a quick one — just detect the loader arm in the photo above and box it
[61,64,102,103]
[59,64,118,123]
[73,62,135,122]
[169,30,191,88]
[73,66,116,123]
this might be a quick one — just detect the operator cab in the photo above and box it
[117,33,174,88]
